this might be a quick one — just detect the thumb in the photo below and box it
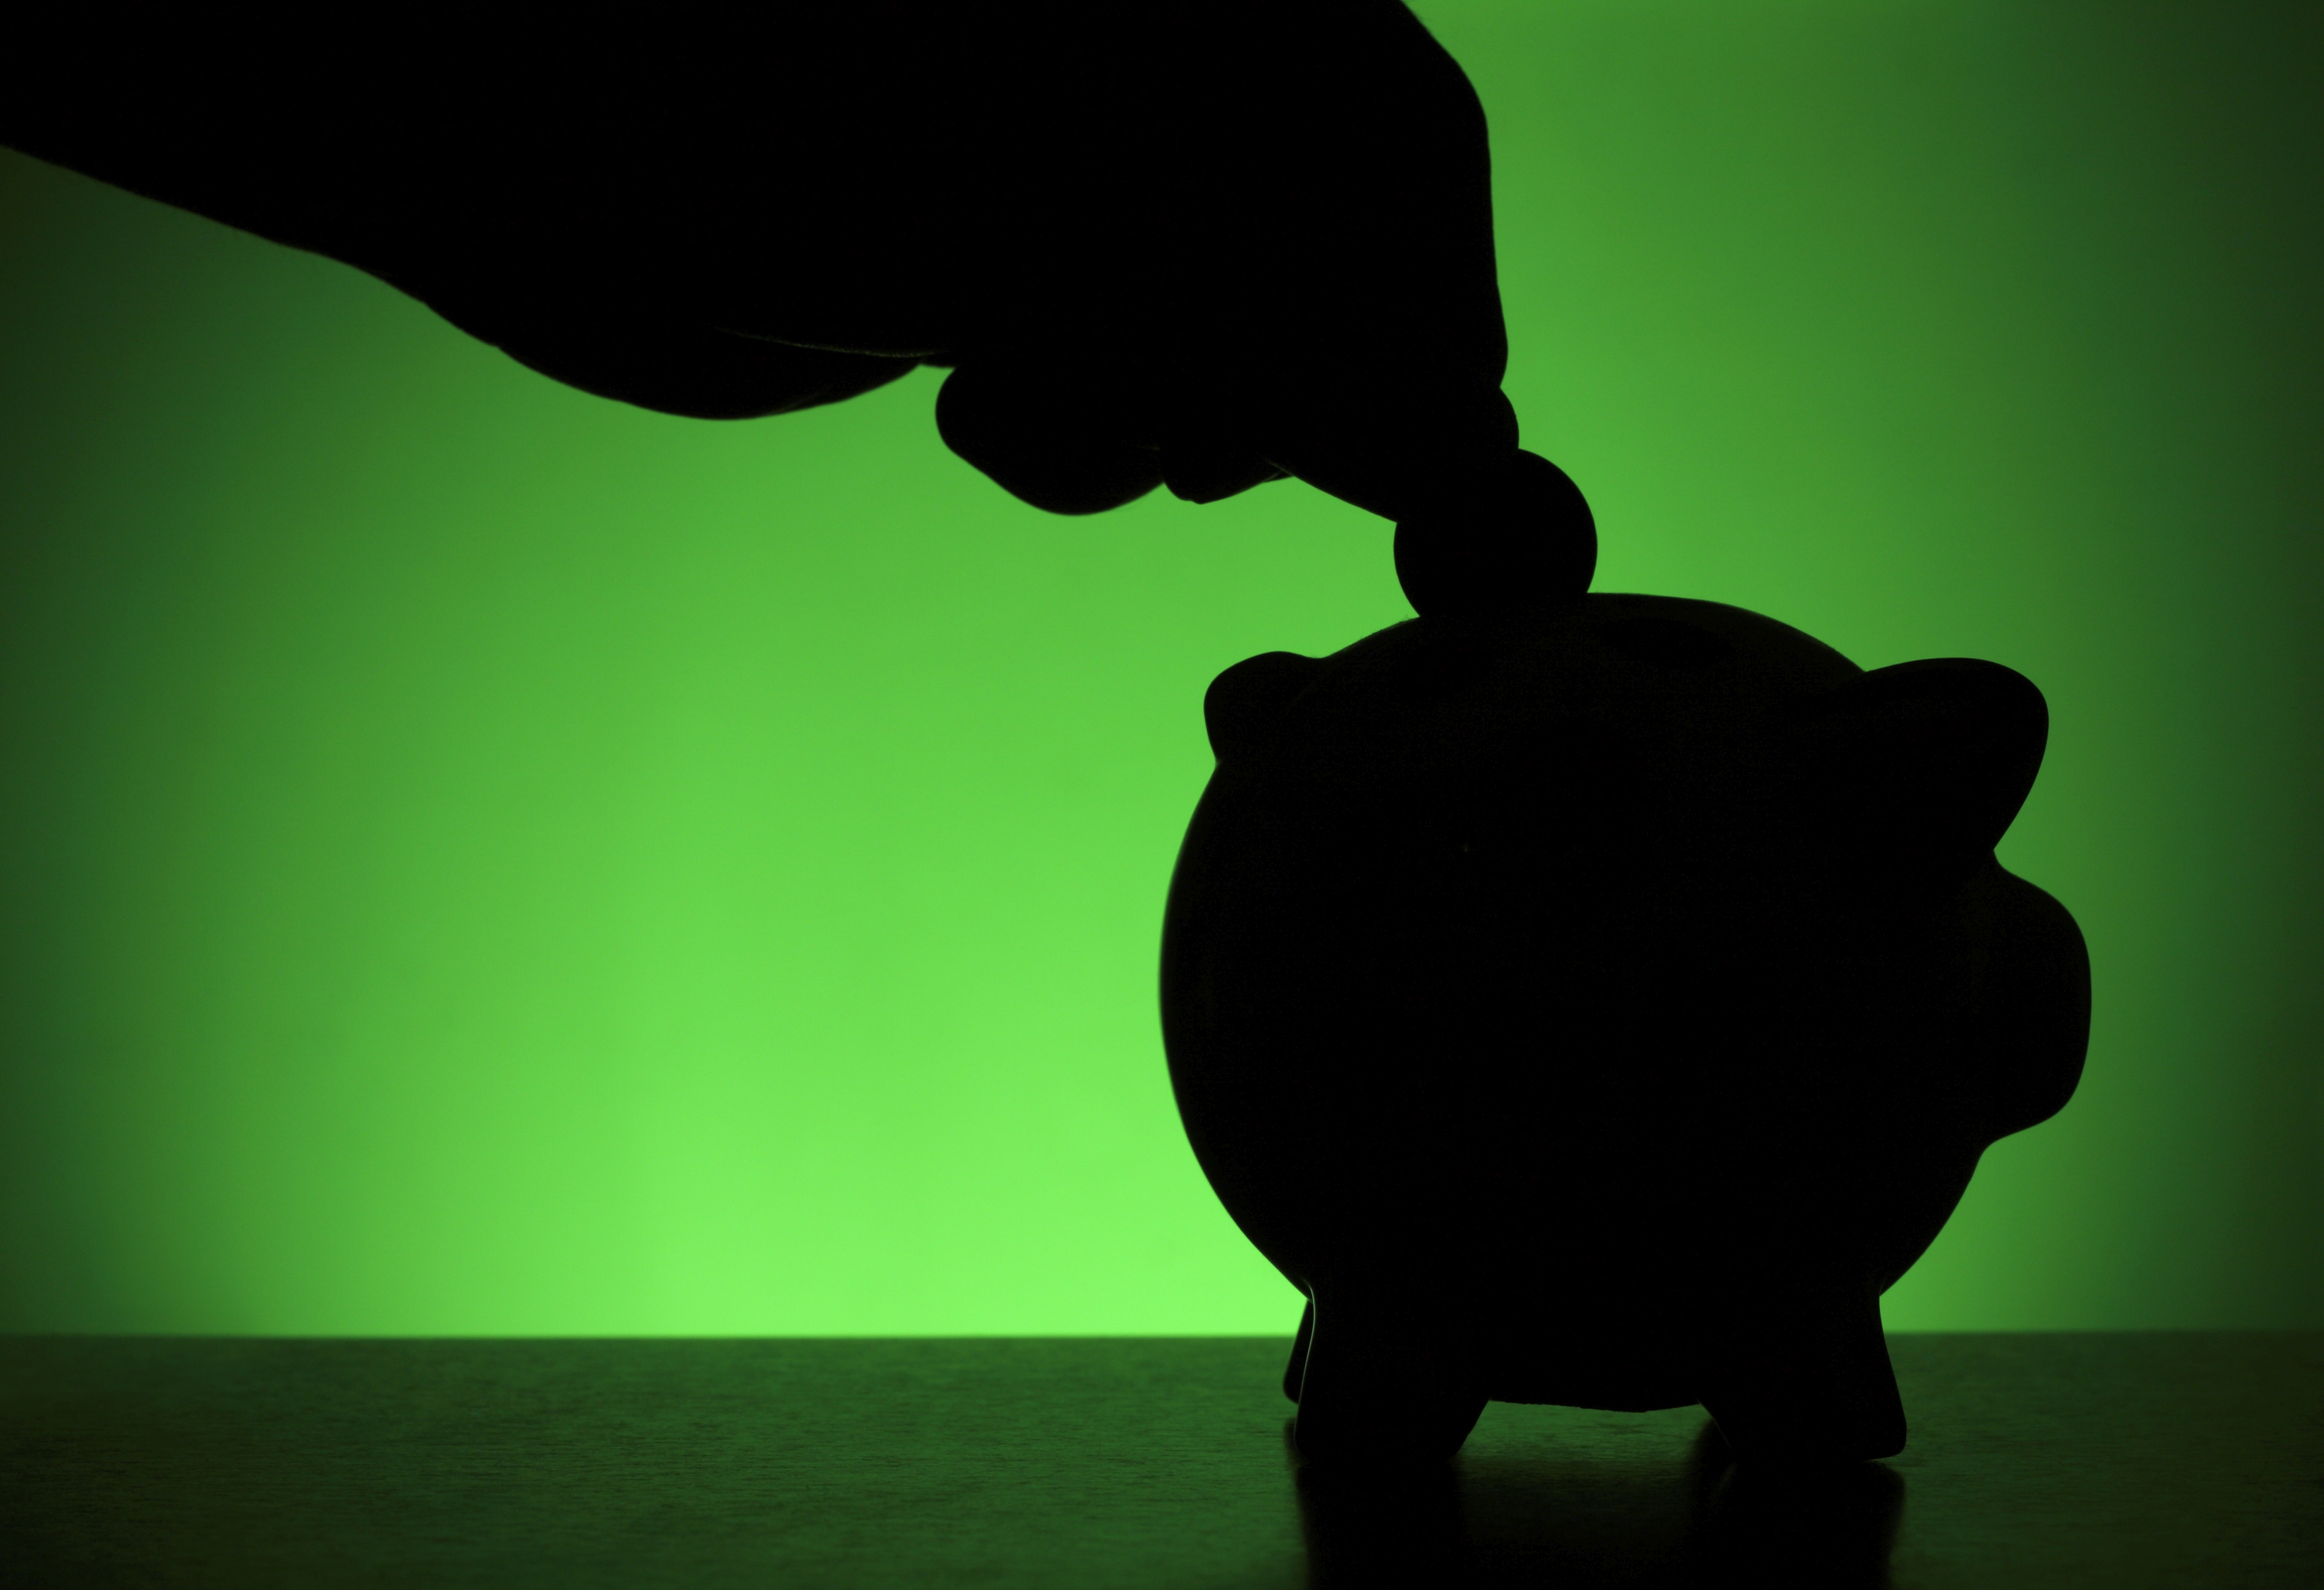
[396,267,921,421]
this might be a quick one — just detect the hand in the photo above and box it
[4,2,1518,524]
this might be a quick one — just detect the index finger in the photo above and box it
[1163,3,1592,604]
[1158,3,1513,512]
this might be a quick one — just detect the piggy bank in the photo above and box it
[1160,594,2088,1462]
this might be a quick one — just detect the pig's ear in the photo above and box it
[1204,651,1322,761]
[1782,658,2049,876]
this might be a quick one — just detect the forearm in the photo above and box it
[4,9,451,265]
[2,4,1159,271]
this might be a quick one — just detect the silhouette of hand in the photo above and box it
[4,2,1514,525]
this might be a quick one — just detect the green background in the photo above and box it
[1,1,2315,1335]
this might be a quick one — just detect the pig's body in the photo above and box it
[1161,594,2088,1461]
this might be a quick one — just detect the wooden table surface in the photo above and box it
[2,1332,2317,1588]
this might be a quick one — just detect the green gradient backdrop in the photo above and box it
[1,1,2317,1335]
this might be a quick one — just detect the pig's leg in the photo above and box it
[1283,1297,1315,1403]
[1289,1283,1487,1462]
[1698,1277,1906,1462]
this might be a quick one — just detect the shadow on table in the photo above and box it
[1294,1419,1904,1588]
